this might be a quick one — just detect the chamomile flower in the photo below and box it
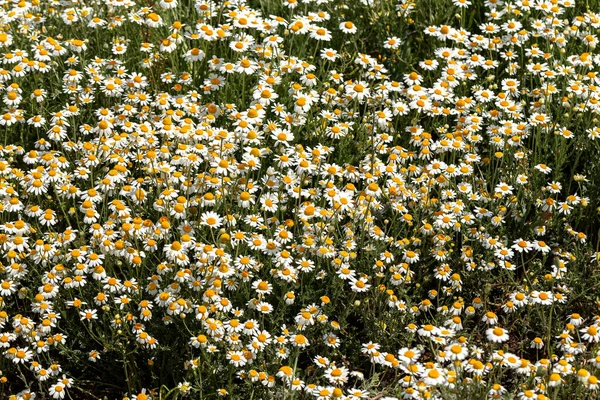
[487,327,509,343]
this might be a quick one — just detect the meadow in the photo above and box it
[1,0,600,398]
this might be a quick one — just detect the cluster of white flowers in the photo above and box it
[0,0,599,398]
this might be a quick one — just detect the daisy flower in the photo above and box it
[339,21,357,34]
[200,211,223,228]
[486,327,509,343]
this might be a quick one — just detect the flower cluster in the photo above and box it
[1,0,600,398]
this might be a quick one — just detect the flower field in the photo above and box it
[2,0,600,398]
